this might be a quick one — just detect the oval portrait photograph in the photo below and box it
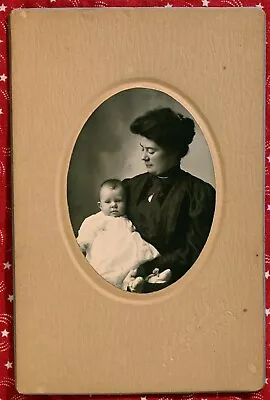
[67,88,216,294]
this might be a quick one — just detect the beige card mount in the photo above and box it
[10,7,265,395]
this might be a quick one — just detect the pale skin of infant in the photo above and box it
[97,183,171,292]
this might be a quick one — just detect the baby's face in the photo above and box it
[99,185,126,217]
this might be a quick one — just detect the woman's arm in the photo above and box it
[137,182,216,283]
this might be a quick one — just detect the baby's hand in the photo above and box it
[122,269,146,293]
[122,269,138,291]
[128,277,144,293]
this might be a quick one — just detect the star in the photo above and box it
[164,3,173,7]
[0,74,7,82]
[4,361,12,369]
[141,397,147,400]
[265,308,270,316]
[8,294,13,302]
[1,329,9,337]
[256,3,264,9]
[267,155,270,162]
[267,205,270,211]
[0,108,3,115]
[3,261,11,270]
[266,377,269,384]
[0,40,3,43]
[265,271,270,279]
[0,4,7,12]
[50,0,56,2]
[202,0,209,6]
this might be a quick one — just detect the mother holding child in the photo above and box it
[77,107,216,294]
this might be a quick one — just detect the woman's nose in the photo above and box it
[142,151,149,161]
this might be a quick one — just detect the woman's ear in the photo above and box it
[97,201,102,210]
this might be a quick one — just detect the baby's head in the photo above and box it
[98,179,126,217]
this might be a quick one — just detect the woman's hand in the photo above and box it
[123,267,172,293]
[146,268,172,284]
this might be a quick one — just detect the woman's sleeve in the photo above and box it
[121,178,131,193]
[138,181,216,282]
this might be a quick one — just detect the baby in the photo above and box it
[76,179,171,291]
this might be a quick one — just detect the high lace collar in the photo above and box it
[149,165,182,190]
[154,165,181,179]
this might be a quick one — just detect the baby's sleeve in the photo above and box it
[76,213,105,251]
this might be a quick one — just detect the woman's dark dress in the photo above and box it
[122,166,216,292]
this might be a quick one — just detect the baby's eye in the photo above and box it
[105,200,110,204]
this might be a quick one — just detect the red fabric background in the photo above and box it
[0,0,268,399]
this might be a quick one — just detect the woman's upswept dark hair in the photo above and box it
[130,107,195,159]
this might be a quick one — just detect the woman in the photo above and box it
[122,107,216,293]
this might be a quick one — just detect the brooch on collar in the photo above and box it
[148,194,154,203]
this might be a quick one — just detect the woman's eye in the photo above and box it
[148,150,155,155]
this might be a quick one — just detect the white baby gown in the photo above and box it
[77,212,159,288]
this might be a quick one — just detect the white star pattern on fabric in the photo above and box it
[202,0,210,6]
[141,397,147,400]
[266,271,270,279]
[0,108,3,115]
[1,329,9,337]
[266,377,269,384]
[50,0,56,2]
[267,204,270,211]
[3,262,11,270]
[164,3,173,7]
[0,74,7,82]
[7,295,13,302]
[4,361,12,369]
[267,155,270,162]
[0,4,7,11]
[266,308,270,316]
[256,3,264,9]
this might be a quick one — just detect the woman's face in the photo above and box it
[139,136,179,176]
